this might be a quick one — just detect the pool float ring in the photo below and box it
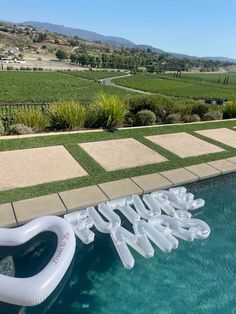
[0,216,75,306]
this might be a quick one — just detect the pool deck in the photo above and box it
[1,157,236,227]
[1,122,236,227]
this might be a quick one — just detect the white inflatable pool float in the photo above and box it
[0,216,76,306]
[65,186,210,269]
[0,186,210,307]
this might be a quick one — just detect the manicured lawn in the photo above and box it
[0,119,236,204]
[0,71,135,103]
[114,73,236,99]
[64,70,127,80]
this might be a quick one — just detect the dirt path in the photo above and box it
[108,82,152,94]
[100,74,153,95]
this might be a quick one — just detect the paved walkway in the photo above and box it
[80,138,167,171]
[1,157,236,227]
[146,132,223,158]
[1,127,236,227]
[0,146,87,190]
[196,128,236,148]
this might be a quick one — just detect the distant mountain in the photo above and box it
[170,52,236,63]
[22,21,138,48]
[22,21,165,53]
[136,44,164,53]
[203,56,236,63]
[22,21,236,63]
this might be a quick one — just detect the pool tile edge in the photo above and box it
[2,159,236,227]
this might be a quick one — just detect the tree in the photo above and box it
[69,39,80,47]
[33,32,47,43]
[56,49,67,61]
[70,53,77,63]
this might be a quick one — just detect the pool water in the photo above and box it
[0,174,236,314]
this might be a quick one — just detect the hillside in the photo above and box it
[23,21,164,53]
[23,21,139,49]
[22,21,236,63]
[0,21,235,72]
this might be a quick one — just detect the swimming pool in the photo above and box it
[0,173,236,314]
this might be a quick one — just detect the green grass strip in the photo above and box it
[0,119,236,204]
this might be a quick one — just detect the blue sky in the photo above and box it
[1,0,236,58]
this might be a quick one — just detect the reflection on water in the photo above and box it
[0,173,236,314]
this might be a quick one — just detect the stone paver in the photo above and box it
[13,194,66,225]
[131,173,173,193]
[0,203,17,227]
[196,128,236,148]
[146,132,223,158]
[99,178,143,200]
[160,168,199,185]
[80,138,167,171]
[185,163,221,179]
[59,185,108,212]
[207,159,236,174]
[226,156,236,164]
[0,146,87,191]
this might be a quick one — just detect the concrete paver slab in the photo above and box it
[207,159,236,174]
[0,203,17,227]
[80,138,167,171]
[146,132,223,158]
[131,173,173,193]
[160,168,198,185]
[59,185,108,212]
[13,194,66,225]
[99,178,143,200]
[226,156,236,164]
[185,163,221,179]
[0,146,87,191]
[196,128,236,148]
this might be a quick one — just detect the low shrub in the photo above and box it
[0,120,5,135]
[175,99,200,116]
[0,104,50,131]
[165,113,181,124]
[205,98,226,105]
[203,111,223,121]
[88,93,127,128]
[134,110,156,126]
[183,114,201,123]
[215,98,225,106]
[191,103,209,118]
[128,94,176,122]
[223,102,236,119]
[124,113,134,126]
[15,109,49,131]
[49,101,86,129]
[9,123,33,135]
[205,98,213,104]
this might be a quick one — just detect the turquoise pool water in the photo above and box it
[0,174,236,314]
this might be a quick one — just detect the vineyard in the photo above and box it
[63,70,127,80]
[114,72,236,99]
[0,71,134,103]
